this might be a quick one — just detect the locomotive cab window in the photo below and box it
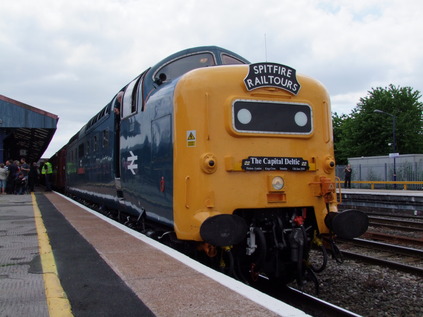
[232,100,313,135]
[221,53,246,65]
[153,53,216,85]
[122,75,141,118]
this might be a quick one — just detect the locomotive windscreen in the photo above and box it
[154,53,215,84]
[232,100,312,135]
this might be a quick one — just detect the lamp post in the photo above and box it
[374,109,398,188]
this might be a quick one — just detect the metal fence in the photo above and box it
[336,162,423,190]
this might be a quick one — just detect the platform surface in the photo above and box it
[0,194,48,316]
[0,192,310,316]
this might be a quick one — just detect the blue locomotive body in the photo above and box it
[66,102,120,209]
[118,78,176,226]
[64,46,249,227]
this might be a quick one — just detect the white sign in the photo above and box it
[127,151,138,175]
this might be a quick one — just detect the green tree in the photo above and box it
[332,112,351,164]
[333,85,423,163]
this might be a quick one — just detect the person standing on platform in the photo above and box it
[15,171,27,195]
[41,160,53,191]
[28,162,39,192]
[0,163,8,194]
[344,164,352,189]
[20,158,30,177]
[6,160,18,194]
[19,158,30,193]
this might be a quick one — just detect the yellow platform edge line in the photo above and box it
[32,193,74,317]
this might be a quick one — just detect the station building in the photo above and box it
[0,94,58,163]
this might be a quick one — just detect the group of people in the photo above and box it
[0,158,52,195]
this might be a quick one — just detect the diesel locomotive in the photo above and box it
[50,46,368,287]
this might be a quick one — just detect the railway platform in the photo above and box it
[338,188,423,216]
[0,191,309,317]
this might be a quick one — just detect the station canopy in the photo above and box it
[0,94,58,163]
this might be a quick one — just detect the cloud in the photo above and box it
[1,0,422,157]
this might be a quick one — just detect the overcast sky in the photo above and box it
[1,0,422,158]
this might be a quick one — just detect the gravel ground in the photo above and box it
[291,258,423,317]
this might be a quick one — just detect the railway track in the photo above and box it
[368,215,423,232]
[362,230,423,247]
[283,287,362,317]
[255,283,362,317]
[338,238,423,276]
[367,212,423,221]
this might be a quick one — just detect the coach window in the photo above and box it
[122,75,141,118]
[78,144,84,159]
[103,130,109,148]
[153,53,215,85]
[93,135,98,152]
[87,140,91,155]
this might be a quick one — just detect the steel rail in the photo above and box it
[341,250,423,276]
[351,238,423,257]
[362,231,423,247]
[284,286,363,317]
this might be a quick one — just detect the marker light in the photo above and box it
[272,176,284,190]
[294,111,308,127]
[237,108,252,124]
